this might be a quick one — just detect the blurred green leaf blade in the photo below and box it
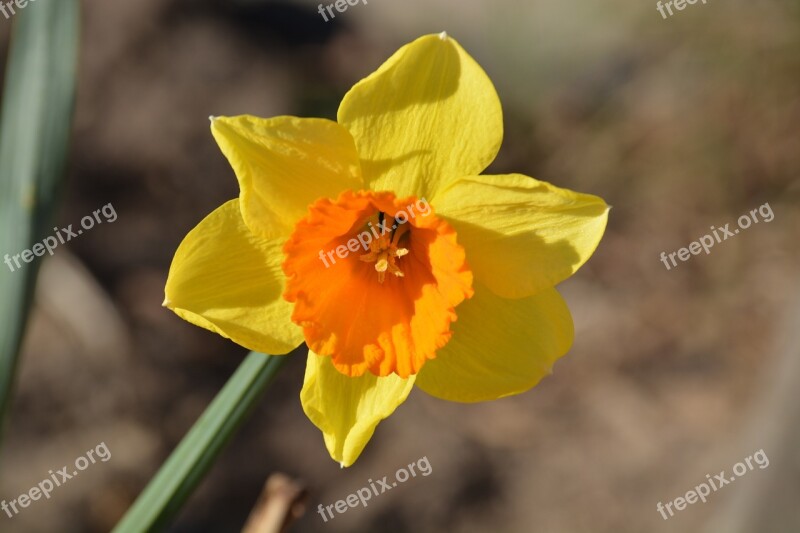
[0,0,80,444]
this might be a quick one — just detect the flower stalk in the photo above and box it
[112,351,289,533]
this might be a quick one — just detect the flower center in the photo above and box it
[282,190,474,378]
[359,213,410,283]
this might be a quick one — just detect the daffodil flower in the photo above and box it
[164,32,609,467]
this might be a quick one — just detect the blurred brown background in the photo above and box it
[1,0,799,531]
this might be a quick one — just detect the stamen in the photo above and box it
[375,253,389,272]
[358,212,412,284]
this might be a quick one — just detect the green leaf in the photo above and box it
[112,351,290,533]
[0,0,80,444]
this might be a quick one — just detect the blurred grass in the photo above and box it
[0,0,79,450]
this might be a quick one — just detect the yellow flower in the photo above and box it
[164,32,609,467]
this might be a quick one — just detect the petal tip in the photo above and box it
[438,31,448,41]
[162,296,171,308]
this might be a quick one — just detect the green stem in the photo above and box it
[112,351,289,533]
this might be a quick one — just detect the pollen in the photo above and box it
[360,218,410,283]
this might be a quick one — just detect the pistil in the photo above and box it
[360,214,410,283]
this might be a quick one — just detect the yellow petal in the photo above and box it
[416,282,573,403]
[164,199,303,354]
[210,115,363,240]
[434,174,609,299]
[338,33,503,200]
[301,350,415,467]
